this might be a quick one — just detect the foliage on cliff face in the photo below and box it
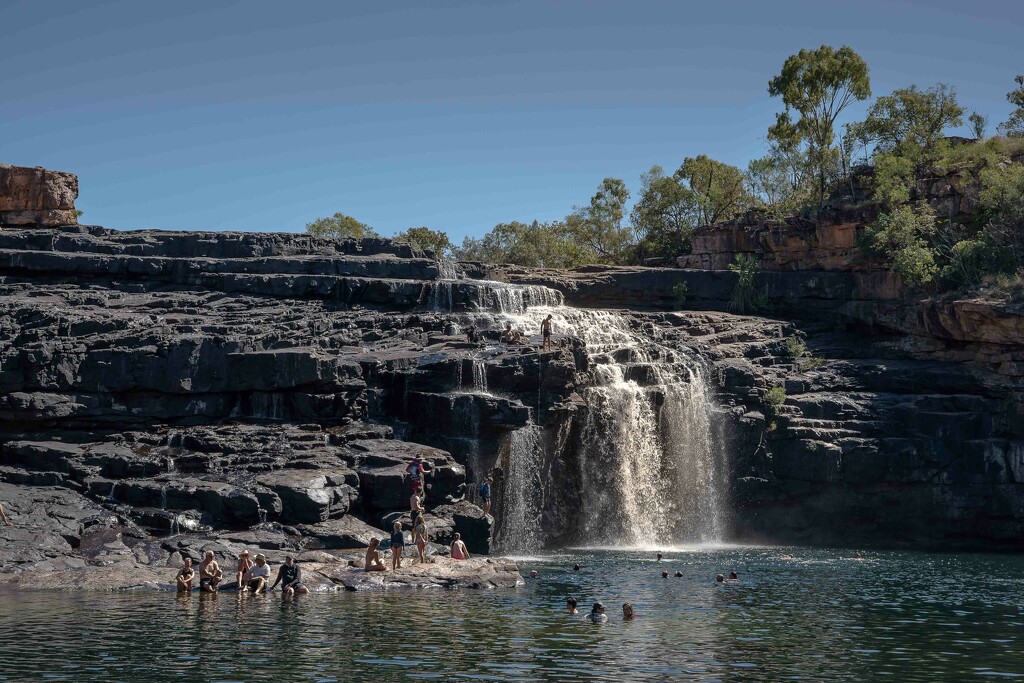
[998,75,1024,137]
[864,204,938,287]
[395,227,454,259]
[728,253,764,312]
[306,212,380,239]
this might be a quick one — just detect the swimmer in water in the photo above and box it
[716,574,725,583]
[588,602,608,623]
[622,603,636,621]
[728,571,738,581]
[566,597,579,615]
[662,571,669,578]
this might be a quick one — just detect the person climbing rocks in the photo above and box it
[271,555,308,596]
[198,551,222,593]
[405,456,432,496]
[410,489,424,521]
[541,314,554,351]
[0,501,11,526]
[175,557,195,593]
[390,521,405,570]
[479,476,492,516]
[365,538,387,572]
[450,533,471,560]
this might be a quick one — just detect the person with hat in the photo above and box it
[587,602,608,623]
[271,555,308,596]
[246,553,271,593]
[234,550,254,591]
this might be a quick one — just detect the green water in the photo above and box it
[1,547,1022,682]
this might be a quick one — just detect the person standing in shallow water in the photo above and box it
[541,314,554,351]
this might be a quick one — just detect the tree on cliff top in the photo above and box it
[675,154,751,226]
[454,220,595,268]
[566,178,633,262]
[630,166,697,259]
[998,74,1024,137]
[768,45,871,204]
[395,226,454,258]
[306,212,380,239]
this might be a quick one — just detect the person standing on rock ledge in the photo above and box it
[479,476,492,516]
[390,522,406,570]
[413,515,428,564]
[405,456,432,497]
[541,314,554,351]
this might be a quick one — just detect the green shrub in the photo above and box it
[672,281,689,308]
[784,336,807,360]
[863,203,938,287]
[728,253,764,312]
[765,385,787,415]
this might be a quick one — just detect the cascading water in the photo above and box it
[429,275,725,552]
[492,304,725,550]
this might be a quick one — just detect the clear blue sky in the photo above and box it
[2,0,1021,242]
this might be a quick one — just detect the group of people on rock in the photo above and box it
[175,550,308,596]
[467,314,556,352]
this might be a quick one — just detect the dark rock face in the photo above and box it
[0,209,1022,589]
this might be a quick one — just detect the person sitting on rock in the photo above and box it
[587,602,608,623]
[246,553,271,593]
[390,522,406,570]
[450,532,471,560]
[413,515,428,564]
[270,555,308,596]
[0,501,11,526]
[234,550,253,591]
[499,324,517,344]
[405,456,431,494]
[466,325,480,344]
[479,476,492,516]
[176,557,195,593]
[198,551,222,593]
[365,538,387,572]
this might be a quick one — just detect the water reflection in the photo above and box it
[1,547,1022,682]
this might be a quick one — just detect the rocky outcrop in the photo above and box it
[0,165,79,227]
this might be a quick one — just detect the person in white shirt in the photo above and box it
[246,553,271,593]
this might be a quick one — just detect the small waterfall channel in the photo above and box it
[436,277,727,553]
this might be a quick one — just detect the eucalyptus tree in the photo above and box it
[767,45,871,204]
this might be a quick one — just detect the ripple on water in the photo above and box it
[1,547,1023,682]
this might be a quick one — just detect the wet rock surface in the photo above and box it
[0,215,1022,592]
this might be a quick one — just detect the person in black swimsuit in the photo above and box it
[541,314,554,351]
[270,556,308,596]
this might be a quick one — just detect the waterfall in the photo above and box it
[495,304,725,548]
[495,423,544,553]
